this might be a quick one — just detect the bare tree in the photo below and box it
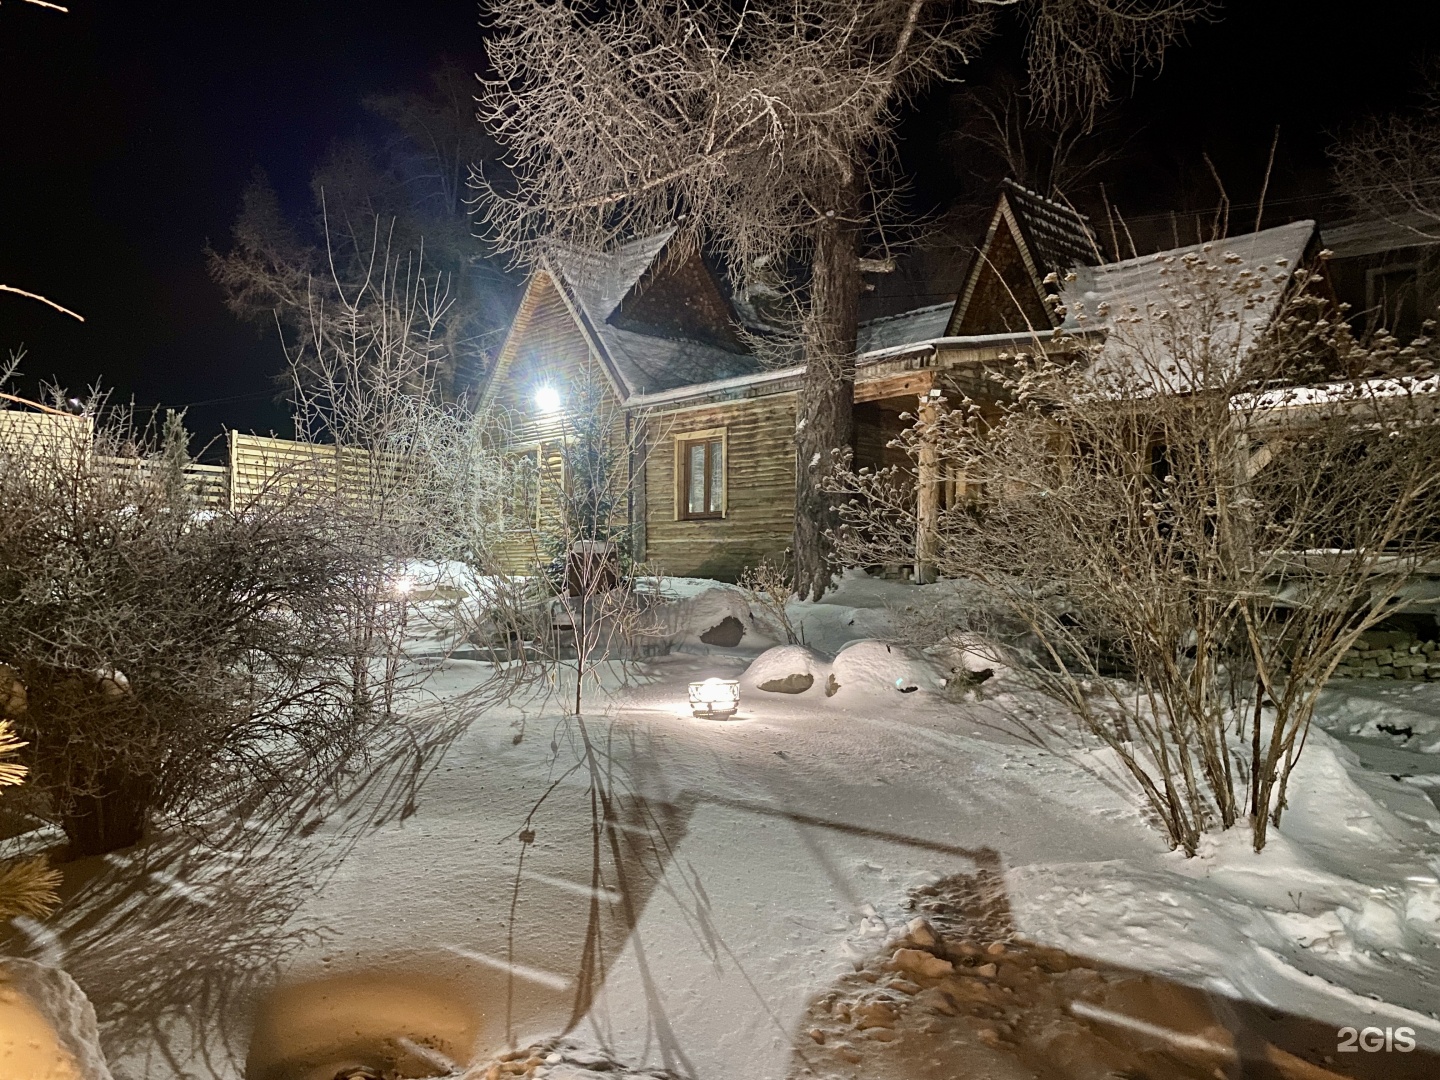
[209,62,519,399]
[941,70,1128,200]
[836,251,1440,854]
[476,0,1207,599]
[1332,64,1440,242]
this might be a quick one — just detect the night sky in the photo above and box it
[2,1,1435,450]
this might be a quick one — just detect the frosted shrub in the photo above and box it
[836,249,1440,854]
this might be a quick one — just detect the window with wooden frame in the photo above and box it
[675,429,726,520]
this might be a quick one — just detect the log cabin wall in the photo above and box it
[853,400,915,477]
[640,393,798,581]
[486,272,632,573]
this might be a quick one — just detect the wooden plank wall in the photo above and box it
[229,433,414,509]
[1,412,225,506]
[229,433,343,506]
[640,393,797,581]
[487,274,636,574]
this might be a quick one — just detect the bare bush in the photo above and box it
[836,251,1440,854]
[0,401,378,857]
[739,556,802,646]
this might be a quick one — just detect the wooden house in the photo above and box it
[1321,212,1440,341]
[486,183,1321,582]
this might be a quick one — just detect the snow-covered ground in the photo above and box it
[6,571,1440,1079]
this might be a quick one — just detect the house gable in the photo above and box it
[948,205,1054,336]
[483,270,625,445]
[948,182,1102,337]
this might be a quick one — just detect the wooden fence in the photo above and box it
[0,411,347,511]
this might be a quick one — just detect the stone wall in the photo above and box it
[1330,629,1440,680]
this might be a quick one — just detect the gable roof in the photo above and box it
[490,215,1086,410]
[547,229,677,330]
[542,231,767,397]
[948,180,1103,335]
[1057,219,1320,391]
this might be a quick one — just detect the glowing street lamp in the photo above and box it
[688,677,740,719]
[534,385,562,413]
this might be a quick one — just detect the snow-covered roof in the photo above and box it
[1057,220,1318,391]
[545,229,769,396]
[544,231,979,397]
[539,222,1075,400]
[626,330,1060,408]
[602,326,766,396]
[1002,179,1103,270]
[547,229,677,328]
[1322,212,1440,259]
[856,303,953,355]
[1241,371,1440,412]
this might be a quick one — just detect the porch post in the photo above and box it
[915,393,940,584]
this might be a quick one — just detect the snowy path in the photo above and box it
[220,651,1166,1080]
[25,576,1440,1078]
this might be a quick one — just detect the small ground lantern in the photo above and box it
[689,677,740,719]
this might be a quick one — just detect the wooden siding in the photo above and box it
[640,394,796,581]
[485,272,626,446]
[485,273,635,574]
[950,219,1051,336]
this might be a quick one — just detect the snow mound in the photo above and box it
[1279,733,1415,853]
[0,959,113,1080]
[653,585,783,653]
[738,641,948,700]
[740,645,827,694]
[1316,681,1440,753]
[830,639,945,697]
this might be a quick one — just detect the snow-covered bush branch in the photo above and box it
[0,402,380,857]
[835,250,1440,854]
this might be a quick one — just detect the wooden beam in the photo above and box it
[914,396,941,584]
[855,370,935,404]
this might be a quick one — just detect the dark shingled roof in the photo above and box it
[1002,179,1104,271]
[547,231,767,396]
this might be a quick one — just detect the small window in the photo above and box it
[678,434,724,519]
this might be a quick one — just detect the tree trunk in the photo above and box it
[793,188,860,601]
